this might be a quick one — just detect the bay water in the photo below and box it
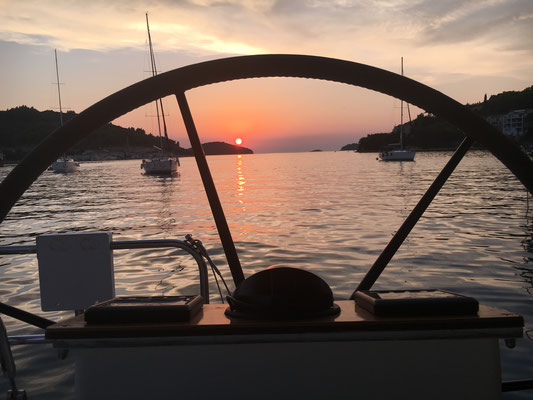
[0,150,532,398]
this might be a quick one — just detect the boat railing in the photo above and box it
[0,236,212,329]
[0,236,215,398]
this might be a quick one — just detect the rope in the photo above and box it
[185,235,231,303]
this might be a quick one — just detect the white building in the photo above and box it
[487,109,532,137]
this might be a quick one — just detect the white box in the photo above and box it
[37,232,115,311]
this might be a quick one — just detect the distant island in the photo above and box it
[340,143,358,151]
[0,106,253,162]
[201,142,253,156]
[340,86,533,152]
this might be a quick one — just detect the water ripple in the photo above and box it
[1,152,533,398]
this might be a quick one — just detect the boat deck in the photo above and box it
[45,300,524,400]
[46,300,523,342]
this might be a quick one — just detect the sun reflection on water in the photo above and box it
[236,154,246,211]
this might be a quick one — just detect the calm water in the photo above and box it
[0,150,532,398]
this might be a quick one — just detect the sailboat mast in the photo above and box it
[54,49,64,127]
[400,57,404,150]
[146,13,164,154]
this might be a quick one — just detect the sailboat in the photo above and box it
[140,13,179,175]
[50,50,80,173]
[378,57,416,162]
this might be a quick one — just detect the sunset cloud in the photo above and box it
[1,0,531,152]
[1,0,531,56]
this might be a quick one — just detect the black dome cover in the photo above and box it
[225,266,340,320]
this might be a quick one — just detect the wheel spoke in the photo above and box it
[175,91,245,287]
[351,136,474,297]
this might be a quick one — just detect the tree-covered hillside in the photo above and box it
[0,106,253,160]
[475,86,533,116]
[0,106,184,157]
[355,86,533,152]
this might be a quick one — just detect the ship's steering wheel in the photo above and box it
[1,54,532,290]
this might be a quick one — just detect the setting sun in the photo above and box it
[235,138,243,145]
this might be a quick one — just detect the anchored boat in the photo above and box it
[1,55,533,399]
[50,157,79,173]
[50,49,79,174]
[379,57,416,162]
[140,13,179,176]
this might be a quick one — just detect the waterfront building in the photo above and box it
[486,109,533,137]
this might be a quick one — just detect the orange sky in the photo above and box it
[113,78,404,152]
[1,1,532,152]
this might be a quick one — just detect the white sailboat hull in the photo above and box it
[379,149,416,161]
[141,157,178,175]
[51,158,79,173]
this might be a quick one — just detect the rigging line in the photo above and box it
[54,49,63,127]
[146,12,166,150]
[407,103,413,129]
[351,136,474,297]
[210,264,225,303]
[205,255,231,295]
[154,96,163,148]
[159,99,170,141]
[184,237,229,303]
[185,235,231,296]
